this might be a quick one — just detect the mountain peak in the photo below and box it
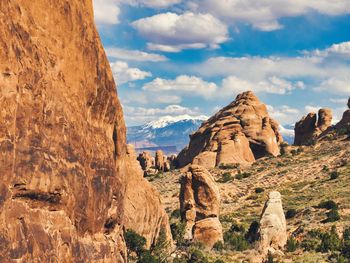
[146,114,208,129]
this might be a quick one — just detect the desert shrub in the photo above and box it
[324,209,341,223]
[318,226,341,252]
[245,221,260,244]
[188,248,209,263]
[330,171,340,180]
[301,229,323,251]
[213,241,224,252]
[323,165,330,172]
[214,260,225,263]
[286,237,299,252]
[235,172,252,180]
[151,228,171,262]
[137,251,158,263]
[341,227,350,259]
[286,209,298,219]
[255,187,265,194]
[229,222,246,233]
[218,172,233,183]
[318,200,338,210]
[219,163,237,170]
[125,229,147,257]
[266,251,275,263]
[170,222,186,246]
[224,233,250,251]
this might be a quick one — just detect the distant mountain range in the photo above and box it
[127,115,208,154]
[127,115,296,154]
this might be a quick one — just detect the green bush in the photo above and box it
[255,187,265,194]
[318,226,341,252]
[235,172,252,180]
[125,229,147,257]
[170,222,186,246]
[245,221,260,244]
[137,251,157,263]
[324,209,341,223]
[318,200,338,210]
[301,229,323,251]
[188,248,209,263]
[286,209,298,219]
[330,171,340,180]
[213,241,224,252]
[218,172,233,183]
[219,163,237,170]
[214,260,225,263]
[171,209,181,219]
[341,227,350,259]
[286,237,299,252]
[224,232,249,251]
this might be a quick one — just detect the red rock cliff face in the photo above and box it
[0,0,170,261]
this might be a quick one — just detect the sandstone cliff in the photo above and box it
[177,91,283,168]
[0,1,170,261]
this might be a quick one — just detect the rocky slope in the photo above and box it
[177,91,283,168]
[0,1,170,262]
[150,133,350,262]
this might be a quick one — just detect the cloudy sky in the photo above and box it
[93,0,350,127]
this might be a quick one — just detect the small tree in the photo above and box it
[286,237,299,252]
[170,221,186,246]
[151,228,171,262]
[125,229,147,257]
[318,226,341,252]
[325,209,341,223]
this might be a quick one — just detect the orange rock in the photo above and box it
[0,1,171,261]
[177,91,283,168]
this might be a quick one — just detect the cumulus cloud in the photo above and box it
[106,47,167,62]
[131,12,229,52]
[188,0,350,31]
[267,105,301,125]
[110,61,152,84]
[143,75,217,98]
[315,77,350,94]
[123,0,181,8]
[94,0,120,25]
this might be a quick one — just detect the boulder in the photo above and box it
[0,1,171,261]
[177,91,283,168]
[257,191,287,256]
[180,165,222,248]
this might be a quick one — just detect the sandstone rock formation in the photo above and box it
[137,151,157,176]
[124,146,172,248]
[0,1,170,261]
[177,91,283,168]
[155,150,165,171]
[294,108,333,145]
[257,191,287,257]
[335,97,350,131]
[180,165,223,249]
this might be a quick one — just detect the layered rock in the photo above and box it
[294,108,333,145]
[155,150,165,171]
[0,1,170,261]
[177,91,283,168]
[257,191,287,256]
[180,165,223,249]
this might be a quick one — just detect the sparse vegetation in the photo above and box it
[218,172,233,183]
[286,237,299,252]
[255,187,265,193]
[286,208,298,219]
[330,171,340,180]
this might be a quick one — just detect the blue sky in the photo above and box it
[93,0,350,128]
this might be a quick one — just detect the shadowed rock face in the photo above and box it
[335,97,350,131]
[177,91,283,168]
[0,1,170,261]
[294,108,333,145]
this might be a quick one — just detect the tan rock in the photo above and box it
[124,145,173,248]
[180,165,222,248]
[335,97,350,131]
[192,151,217,169]
[177,91,283,168]
[193,218,223,249]
[155,150,165,171]
[258,191,287,256]
[0,1,171,261]
[137,151,156,176]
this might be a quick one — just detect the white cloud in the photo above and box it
[123,0,181,8]
[315,77,350,94]
[105,47,167,62]
[267,105,301,125]
[131,12,229,52]
[94,0,120,25]
[188,0,350,31]
[330,98,349,104]
[110,61,152,84]
[143,75,217,98]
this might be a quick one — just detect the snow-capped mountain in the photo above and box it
[280,124,295,144]
[127,115,208,153]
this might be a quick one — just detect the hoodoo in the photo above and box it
[177,91,283,168]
